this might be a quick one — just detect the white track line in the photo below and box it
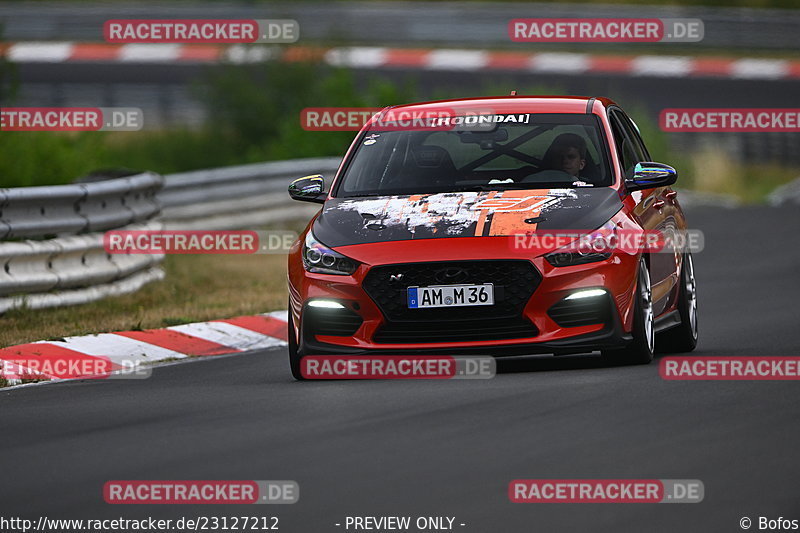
[41,334,188,363]
[731,58,788,79]
[119,44,182,63]
[8,42,74,63]
[169,321,285,351]
[631,55,694,77]
[265,310,289,322]
[530,53,590,74]
[425,49,489,70]
[325,47,388,68]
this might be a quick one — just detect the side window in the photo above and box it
[617,111,651,161]
[609,113,638,175]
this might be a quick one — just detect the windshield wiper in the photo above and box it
[516,182,593,189]
[454,182,584,192]
[454,184,523,192]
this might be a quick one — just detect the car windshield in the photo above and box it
[335,113,612,198]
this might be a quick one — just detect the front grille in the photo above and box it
[364,260,540,321]
[305,306,363,336]
[548,297,611,328]
[363,260,541,343]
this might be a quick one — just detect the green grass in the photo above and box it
[681,150,799,202]
[0,251,290,348]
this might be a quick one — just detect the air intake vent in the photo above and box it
[548,296,611,328]
[305,306,363,336]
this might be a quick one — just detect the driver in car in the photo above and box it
[543,133,588,179]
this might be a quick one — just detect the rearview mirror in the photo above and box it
[625,162,677,192]
[288,175,326,204]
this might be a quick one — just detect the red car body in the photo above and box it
[286,96,698,378]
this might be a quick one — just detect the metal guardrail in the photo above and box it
[160,157,341,230]
[768,176,800,206]
[0,172,162,239]
[0,158,342,313]
[0,173,165,313]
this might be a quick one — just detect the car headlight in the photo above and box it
[303,231,359,275]
[545,220,616,267]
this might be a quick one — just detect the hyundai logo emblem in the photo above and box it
[434,267,469,284]
[389,273,404,282]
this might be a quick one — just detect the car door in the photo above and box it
[608,108,675,316]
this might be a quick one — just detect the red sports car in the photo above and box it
[286,96,698,379]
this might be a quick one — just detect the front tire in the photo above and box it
[656,252,698,353]
[603,258,655,365]
[287,310,306,381]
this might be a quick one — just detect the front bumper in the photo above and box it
[288,236,640,356]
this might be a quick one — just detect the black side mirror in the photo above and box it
[288,174,326,204]
[625,162,677,192]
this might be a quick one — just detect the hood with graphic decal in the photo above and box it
[313,188,622,248]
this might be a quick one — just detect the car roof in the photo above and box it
[382,95,618,116]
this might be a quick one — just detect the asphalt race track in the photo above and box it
[2,205,799,532]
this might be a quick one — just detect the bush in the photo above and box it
[1,61,415,186]
[0,132,111,187]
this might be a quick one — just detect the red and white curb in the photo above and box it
[4,42,800,80]
[0,311,288,387]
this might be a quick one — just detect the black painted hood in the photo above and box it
[314,188,622,248]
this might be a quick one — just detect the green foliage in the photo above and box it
[0,132,111,187]
[1,61,415,186]
[202,60,414,161]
